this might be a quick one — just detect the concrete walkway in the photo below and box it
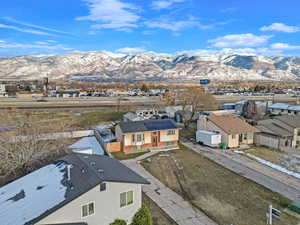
[123,152,218,225]
[182,141,300,202]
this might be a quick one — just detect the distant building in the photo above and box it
[268,103,300,115]
[115,119,180,153]
[0,154,149,225]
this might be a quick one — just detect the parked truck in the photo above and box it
[196,130,221,148]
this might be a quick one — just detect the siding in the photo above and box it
[37,182,142,225]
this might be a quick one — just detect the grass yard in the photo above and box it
[143,194,178,225]
[141,145,299,225]
[111,151,149,160]
[245,146,283,164]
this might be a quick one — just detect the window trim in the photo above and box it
[81,201,95,218]
[120,190,134,208]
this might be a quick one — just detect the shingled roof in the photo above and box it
[0,154,149,225]
[118,119,179,133]
[207,114,259,134]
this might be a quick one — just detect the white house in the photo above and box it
[268,103,300,115]
[0,154,149,225]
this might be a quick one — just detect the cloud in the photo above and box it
[179,47,283,56]
[145,17,213,32]
[0,42,73,50]
[115,47,145,54]
[76,0,140,31]
[0,23,60,37]
[151,0,186,10]
[260,23,299,33]
[208,33,272,48]
[0,40,5,43]
[3,17,73,36]
[270,43,300,50]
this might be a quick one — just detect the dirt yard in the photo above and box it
[141,145,299,225]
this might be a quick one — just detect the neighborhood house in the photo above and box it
[0,154,149,225]
[115,119,180,153]
[197,114,258,148]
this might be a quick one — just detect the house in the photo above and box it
[254,119,294,149]
[0,154,149,225]
[268,103,300,115]
[115,119,180,153]
[197,114,259,148]
[69,136,109,155]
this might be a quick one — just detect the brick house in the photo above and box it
[115,119,180,154]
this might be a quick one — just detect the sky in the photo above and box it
[0,0,300,57]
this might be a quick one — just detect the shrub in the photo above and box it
[131,205,152,225]
[110,219,127,225]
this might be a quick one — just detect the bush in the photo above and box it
[110,219,127,225]
[131,205,152,225]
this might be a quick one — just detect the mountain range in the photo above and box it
[1,51,300,82]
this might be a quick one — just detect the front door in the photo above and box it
[152,132,159,147]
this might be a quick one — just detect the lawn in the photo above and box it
[111,151,149,160]
[143,194,178,225]
[141,145,299,225]
[245,146,282,164]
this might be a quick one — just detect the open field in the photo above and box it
[142,194,178,225]
[141,145,299,225]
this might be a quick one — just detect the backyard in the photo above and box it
[141,145,299,225]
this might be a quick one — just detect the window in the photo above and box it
[132,133,144,142]
[244,134,248,140]
[297,130,300,136]
[82,202,95,218]
[120,191,134,207]
[231,135,236,139]
[100,183,106,192]
[167,130,175,135]
[166,141,174,146]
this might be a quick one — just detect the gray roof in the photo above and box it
[0,154,149,225]
[256,119,292,137]
[118,119,179,133]
[275,115,300,128]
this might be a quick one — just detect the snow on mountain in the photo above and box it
[0,51,300,81]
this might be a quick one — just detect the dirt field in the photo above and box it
[143,194,178,225]
[141,145,299,225]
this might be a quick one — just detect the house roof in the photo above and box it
[256,119,292,137]
[269,103,300,111]
[45,223,87,225]
[207,114,258,134]
[0,154,149,225]
[69,136,105,155]
[118,119,179,133]
[275,115,300,128]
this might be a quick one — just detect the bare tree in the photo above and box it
[179,87,218,127]
[0,110,71,186]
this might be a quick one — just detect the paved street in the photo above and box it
[123,153,218,225]
[182,141,300,202]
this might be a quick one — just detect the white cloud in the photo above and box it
[145,17,212,32]
[34,41,48,45]
[0,23,60,37]
[115,47,145,54]
[179,47,283,56]
[0,42,73,51]
[0,40,5,43]
[76,0,140,31]
[151,0,186,10]
[260,23,299,33]
[208,33,272,48]
[3,17,72,36]
[270,43,300,50]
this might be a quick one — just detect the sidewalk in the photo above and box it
[182,141,300,202]
[123,153,218,225]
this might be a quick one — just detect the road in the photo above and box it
[182,141,300,202]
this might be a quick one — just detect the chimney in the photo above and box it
[67,164,73,181]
